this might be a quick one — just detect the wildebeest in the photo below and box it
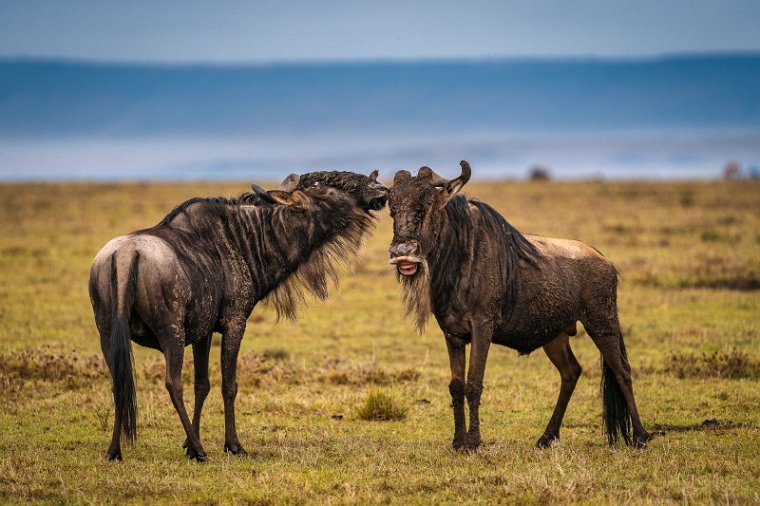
[89,171,387,461]
[387,161,650,450]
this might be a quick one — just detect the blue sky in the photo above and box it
[1,0,759,63]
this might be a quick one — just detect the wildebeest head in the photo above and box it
[266,170,388,212]
[388,160,471,276]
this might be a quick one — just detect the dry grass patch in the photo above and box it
[0,345,107,392]
[666,349,760,379]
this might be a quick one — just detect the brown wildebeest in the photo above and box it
[387,161,650,451]
[89,171,387,461]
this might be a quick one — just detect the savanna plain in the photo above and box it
[1,179,759,505]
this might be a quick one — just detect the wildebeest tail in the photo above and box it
[601,333,632,445]
[109,251,139,444]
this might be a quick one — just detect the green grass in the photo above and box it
[356,388,409,421]
[1,180,759,504]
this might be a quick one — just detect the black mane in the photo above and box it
[467,199,542,267]
[427,194,543,327]
[159,192,266,226]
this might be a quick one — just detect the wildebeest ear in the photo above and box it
[267,190,308,210]
[437,160,472,207]
[417,166,433,180]
[393,170,411,185]
[369,169,379,182]
[279,173,300,192]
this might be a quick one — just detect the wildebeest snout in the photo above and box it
[389,241,419,259]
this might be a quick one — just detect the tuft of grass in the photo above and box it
[700,229,722,242]
[667,349,760,379]
[356,388,408,421]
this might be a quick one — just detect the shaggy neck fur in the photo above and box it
[399,195,542,332]
[155,193,375,320]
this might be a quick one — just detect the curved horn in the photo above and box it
[279,173,300,192]
[434,160,472,208]
[458,160,472,186]
[251,183,276,203]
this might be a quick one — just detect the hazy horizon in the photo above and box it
[2,2,758,181]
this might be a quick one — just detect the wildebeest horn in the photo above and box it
[279,173,300,192]
[458,160,472,185]
[393,170,412,184]
[251,184,276,203]
[432,160,472,208]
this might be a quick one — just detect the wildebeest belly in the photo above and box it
[493,295,581,354]
[492,323,573,354]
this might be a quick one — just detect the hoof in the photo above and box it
[454,433,481,452]
[105,450,122,462]
[452,435,466,450]
[633,431,652,449]
[186,447,208,462]
[224,444,249,457]
[535,433,559,449]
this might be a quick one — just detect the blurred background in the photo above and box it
[1,0,759,181]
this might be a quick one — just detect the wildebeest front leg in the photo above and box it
[163,338,208,461]
[183,334,212,451]
[463,322,493,451]
[445,336,467,449]
[536,332,582,448]
[221,325,248,456]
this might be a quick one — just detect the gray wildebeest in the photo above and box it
[89,171,387,461]
[387,161,650,451]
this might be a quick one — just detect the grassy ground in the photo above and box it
[1,180,758,504]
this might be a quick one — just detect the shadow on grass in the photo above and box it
[650,419,752,435]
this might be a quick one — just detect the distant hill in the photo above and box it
[1,55,759,138]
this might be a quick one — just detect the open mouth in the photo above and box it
[368,196,388,211]
[389,255,421,276]
[397,261,418,276]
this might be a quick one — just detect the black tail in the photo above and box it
[601,335,632,445]
[109,252,139,444]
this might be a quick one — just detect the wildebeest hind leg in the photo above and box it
[445,336,467,449]
[536,332,582,448]
[99,325,123,461]
[183,334,212,451]
[163,337,208,461]
[584,318,650,448]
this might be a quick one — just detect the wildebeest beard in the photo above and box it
[396,256,432,333]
